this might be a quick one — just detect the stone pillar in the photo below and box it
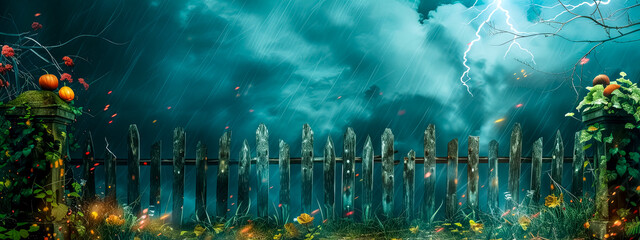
[583,108,638,239]
[0,90,75,240]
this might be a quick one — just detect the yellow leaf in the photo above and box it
[4,180,10,187]
[194,224,205,237]
[584,161,589,168]
[180,231,188,236]
[588,126,598,132]
[297,213,314,225]
[518,216,531,231]
[213,223,224,234]
[410,225,419,233]
[454,222,462,227]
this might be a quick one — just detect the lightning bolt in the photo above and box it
[460,0,535,96]
[460,0,612,95]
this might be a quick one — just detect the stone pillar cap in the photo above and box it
[0,90,75,124]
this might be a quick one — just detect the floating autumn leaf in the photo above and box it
[564,112,575,117]
[297,213,314,225]
[62,56,74,67]
[469,220,483,233]
[2,45,15,57]
[545,194,560,208]
[587,126,598,132]
[409,225,419,234]
[52,203,69,221]
[194,224,205,237]
[518,216,531,231]
[284,223,299,237]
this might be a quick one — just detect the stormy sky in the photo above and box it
[2,0,639,220]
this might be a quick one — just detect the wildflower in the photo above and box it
[518,216,531,231]
[545,194,561,208]
[273,233,282,239]
[469,220,483,233]
[91,211,98,219]
[31,22,43,31]
[584,221,590,229]
[297,213,314,226]
[60,73,73,83]
[409,225,419,234]
[62,56,74,67]
[2,45,15,57]
[105,214,125,226]
[4,64,12,72]
[284,223,299,237]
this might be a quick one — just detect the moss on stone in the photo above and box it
[2,90,71,111]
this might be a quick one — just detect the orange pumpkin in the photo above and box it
[603,84,621,97]
[592,74,610,87]
[58,86,74,102]
[39,74,59,90]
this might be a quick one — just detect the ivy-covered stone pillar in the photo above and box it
[0,90,75,240]
[583,108,640,239]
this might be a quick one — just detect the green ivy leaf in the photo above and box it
[28,225,39,232]
[583,143,592,151]
[580,130,593,143]
[629,168,640,178]
[626,123,635,129]
[617,163,627,176]
[604,134,614,144]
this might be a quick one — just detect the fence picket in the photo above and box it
[446,139,458,219]
[382,128,395,218]
[302,124,314,214]
[343,128,356,218]
[404,150,415,220]
[324,136,336,220]
[423,124,436,220]
[127,125,141,215]
[531,138,543,204]
[467,136,479,213]
[195,142,208,221]
[508,123,522,209]
[488,140,499,213]
[104,146,116,202]
[82,132,95,200]
[551,130,563,195]
[172,127,186,226]
[217,132,230,218]
[238,139,251,215]
[257,124,269,218]
[572,131,584,197]
[279,140,291,221]
[150,141,161,216]
[362,136,374,222]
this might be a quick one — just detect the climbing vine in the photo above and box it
[574,72,640,236]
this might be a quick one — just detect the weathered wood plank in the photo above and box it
[195,142,208,221]
[257,124,269,218]
[82,132,95,200]
[467,136,479,213]
[446,139,458,219]
[551,130,563,195]
[104,145,117,202]
[238,139,251,216]
[301,124,314,214]
[127,124,141,215]
[217,132,230,218]
[323,136,336,220]
[530,138,543,204]
[572,131,584,198]
[150,141,161,216]
[343,128,356,218]
[508,123,522,209]
[422,124,436,221]
[488,140,499,213]
[362,135,374,222]
[279,140,290,221]
[172,127,186,226]
[403,150,415,220]
[382,128,395,218]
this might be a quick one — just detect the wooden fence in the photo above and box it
[75,123,589,226]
